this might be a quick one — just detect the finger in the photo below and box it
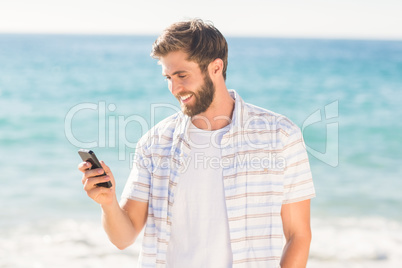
[85,167,105,178]
[78,161,92,172]
[81,171,103,185]
[100,161,111,175]
[99,161,115,186]
[83,175,111,191]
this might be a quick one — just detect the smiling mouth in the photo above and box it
[180,94,192,103]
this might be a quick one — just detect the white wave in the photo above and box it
[309,217,402,268]
[1,217,401,267]
[0,219,141,268]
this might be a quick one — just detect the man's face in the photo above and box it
[160,51,215,117]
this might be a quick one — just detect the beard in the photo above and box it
[177,72,215,117]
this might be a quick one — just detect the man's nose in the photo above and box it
[170,79,182,95]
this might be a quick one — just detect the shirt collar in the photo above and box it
[177,89,245,143]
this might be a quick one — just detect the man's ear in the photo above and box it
[209,58,224,78]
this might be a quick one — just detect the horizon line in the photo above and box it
[1,31,401,42]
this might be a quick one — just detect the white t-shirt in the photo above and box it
[166,122,232,268]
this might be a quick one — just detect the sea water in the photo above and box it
[0,34,401,267]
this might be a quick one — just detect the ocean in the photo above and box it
[0,34,401,267]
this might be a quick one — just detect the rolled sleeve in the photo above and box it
[282,126,316,204]
[121,143,151,203]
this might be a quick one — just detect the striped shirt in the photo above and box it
[122,90,316,268]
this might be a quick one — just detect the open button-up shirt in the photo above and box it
[122,90,316,268]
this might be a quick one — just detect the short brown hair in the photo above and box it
[151,19,228,80]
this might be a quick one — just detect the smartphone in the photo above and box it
[78,149,112,188]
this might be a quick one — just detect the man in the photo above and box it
[79,19,315,268]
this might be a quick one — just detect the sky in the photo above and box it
[0,0,401,39]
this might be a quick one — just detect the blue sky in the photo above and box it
[1,0,401,39]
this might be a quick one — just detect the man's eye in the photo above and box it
[164,77,171,81]
[178,75,186,79]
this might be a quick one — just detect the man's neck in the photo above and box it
[191,87,235,131]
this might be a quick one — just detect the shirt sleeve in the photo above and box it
[282,125,316,204]
[121,140,151,203]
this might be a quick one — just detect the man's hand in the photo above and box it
[78,160,148,250]
[78,160,117,206]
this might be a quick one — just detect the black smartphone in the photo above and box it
[78,149,112,188]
